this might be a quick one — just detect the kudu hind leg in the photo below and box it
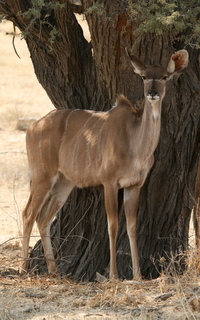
[124,187,141,279]
[21,195,35,273]
[36,174,74,274]
[21,181,52,274]
[104,184,119,279]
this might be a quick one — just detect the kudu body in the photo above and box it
[21,49,188,279]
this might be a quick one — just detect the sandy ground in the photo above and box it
[0,20,200,320]
[0,20,53,247]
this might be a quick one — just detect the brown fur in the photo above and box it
[115,95,143,116]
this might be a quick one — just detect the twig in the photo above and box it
[12,23,20,59]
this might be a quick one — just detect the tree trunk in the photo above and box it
[194,156,200,249]
[1,1,200,281]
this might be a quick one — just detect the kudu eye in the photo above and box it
[141,76,146,80]
[162,76,168,80]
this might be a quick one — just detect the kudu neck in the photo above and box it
[134,97,162,155]
[143,97,162,121]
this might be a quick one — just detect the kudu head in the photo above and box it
[126,48,189,103]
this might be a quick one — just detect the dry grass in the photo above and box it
[0,243,200,320]
[0,19,200,320]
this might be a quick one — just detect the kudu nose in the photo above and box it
[148,90,158,98]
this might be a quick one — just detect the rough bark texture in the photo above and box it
[194,157,200,249]
[1,0,200,281]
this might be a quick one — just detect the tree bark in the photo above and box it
[1,0,200,281]
[194,156,200,249]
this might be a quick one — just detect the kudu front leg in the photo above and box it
[124,187,141,279]
[104,184,119,279]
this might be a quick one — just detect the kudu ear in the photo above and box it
[125,48,146,75]
[167,50,189,75]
